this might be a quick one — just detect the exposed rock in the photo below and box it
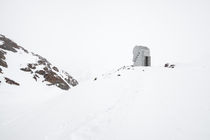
[0,59,8,68]
[33,74,39,81]
[43,67,48,71]
[35,70,45,75]
[44,72,70,90]
[63,72,78,86]
[21,60,77,90]
[0,50,6,60]
[20,67,32,72]
[164,63,169,67]
[38,59,46,65]
[20,47,29,53]
[33,53,51,66]
[28,63,36,69]
[52,66,59,72]
[65,78,78,87]
[32,54,78,89]
[0,35,28,54]
[0,50,7,68]
[164,63,175,68]
[169,64,175,68]
[4,77,20,86]
[0,35,19,52]
[72,79,78,86]
[0,35,78,90]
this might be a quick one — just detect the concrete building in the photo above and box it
[133,46,151,66]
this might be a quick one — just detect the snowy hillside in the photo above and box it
[0,64,210,140]
[1,0,210,139]
[0,35,78,90]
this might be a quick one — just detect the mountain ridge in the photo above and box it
[0,34,78,90]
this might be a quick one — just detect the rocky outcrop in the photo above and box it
[0,35,28,53]
[164,63,175,68]
[0,50,7,68]
[20,53,78,90]
[0,34,78,90]
[4,77,20,86]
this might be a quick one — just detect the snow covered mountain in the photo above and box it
[0,34,78,90]
[0,63,210,140]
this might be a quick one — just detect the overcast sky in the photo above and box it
[1,0,210,80]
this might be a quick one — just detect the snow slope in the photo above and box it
[0,35,78,90]
[0,64,210,140]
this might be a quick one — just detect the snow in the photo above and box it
[1,0,210,139]
[0,40,3,45]
[0,64,210,140]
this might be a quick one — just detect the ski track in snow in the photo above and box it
[1,64,210,140]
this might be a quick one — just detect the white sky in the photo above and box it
[1,0,210,80]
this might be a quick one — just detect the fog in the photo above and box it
[1,0,210,80]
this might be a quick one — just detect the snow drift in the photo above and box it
[0,64,210,140]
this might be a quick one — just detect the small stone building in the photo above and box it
[133,46,151,66]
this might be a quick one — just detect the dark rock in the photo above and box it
[169,64,175,68]
[0,35,20,52]
[94,77,97,81]
[33,53,51,66]
[69,79,78,87]
[20,67,32,72]
[0,59,8,68]
[0,50,6,60]
[44,72,70,90]
[64,72,78,86]
[57,82,70,90]
[43,67,48,71]
[117,74,121,76]
[38,60,46,65]
[52,66,59,72]
[33,74,39,81]
[0,34,79,90]
[0,49,7,68]
[20,58,77,90]
[20,46,29,53]
[165,63,175,68]
[35,70,45,75]
[27,57,78,90]
[4,77,20,86]
[28,63,36,69]
[164,63,169,67]
[31,52,78,90]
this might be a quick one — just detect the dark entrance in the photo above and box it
[145,56,151,66]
